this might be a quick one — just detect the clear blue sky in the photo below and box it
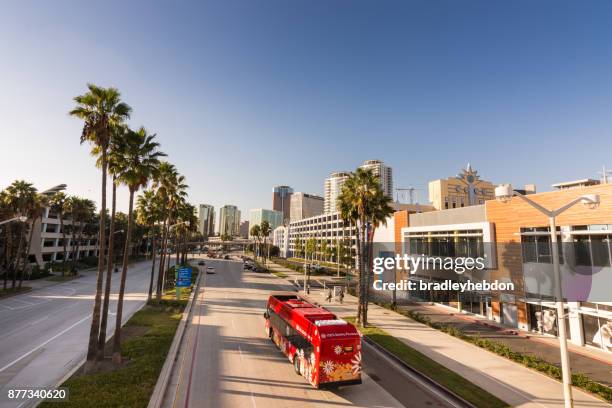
[1,1,611,220]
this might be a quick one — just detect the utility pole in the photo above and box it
[598,165,611,184]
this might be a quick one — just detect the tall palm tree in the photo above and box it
[260,220,271,263]
[250,224,261,258]
[136,190,162,302]
[70,84,131,366]
[3,181,38,289]
[96,125,128,359]
[153,162,187,301]
[111,127,164,364]
[65,197,96,273]
[49,192,69,270]
[337,168,393,326]
[19,193,48,286]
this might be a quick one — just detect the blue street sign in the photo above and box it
[176,267,192,287]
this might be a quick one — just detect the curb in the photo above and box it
[361,336,477,408]
[147,266,202,408]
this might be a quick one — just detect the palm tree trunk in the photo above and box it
[18,219,36,287]
[97,179,117,359]
[12,225,24,289]
[156,218,168,301]
[147,234,157,302]
[355,224,363,326]
[60,214,67,275]
[86,149,108,366]
[112,189,135,364]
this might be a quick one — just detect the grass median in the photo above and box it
[345,317,510,408]
[40,294,189,408]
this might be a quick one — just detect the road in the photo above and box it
[0,260,162,408]
[165,258,456,408]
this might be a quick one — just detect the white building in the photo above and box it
[324,172,350,214]
[272,225,289,258]
[359,159,393,198]
[287,212,357,265]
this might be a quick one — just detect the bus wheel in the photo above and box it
[293,356,301,375]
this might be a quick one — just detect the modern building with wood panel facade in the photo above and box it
[397,183,612,354]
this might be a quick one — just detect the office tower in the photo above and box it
[272,185,293,223]
[219,205,241,237]
[197,204,215,237]
[290,192,324,222]
[249,209,283,236]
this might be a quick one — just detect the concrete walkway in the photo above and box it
[397,302,612,387]
[265,260,610,408]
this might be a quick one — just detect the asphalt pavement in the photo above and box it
[0,260,162,408]
[164,257,455,408]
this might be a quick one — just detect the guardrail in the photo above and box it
[147,267,203,408]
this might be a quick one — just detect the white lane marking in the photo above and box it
[0,314,91,373]
[30,316,49,326]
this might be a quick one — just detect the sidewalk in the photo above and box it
[265,260,610,407]
[397,302,611,387]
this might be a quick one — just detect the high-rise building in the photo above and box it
[219,205,241,237]
[428,164,496,210]
[359,159,393,198]
[324,171,350,213]
[239,221,250,239]
[272,185,293,223]
[290,192,324,222]
[197,204,215,237]
[249,209,283,236]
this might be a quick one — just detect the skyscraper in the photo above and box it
[197,204,215,237]
[272,185,293,223]
[219,205,241,237]
[249,209,283,236]
[324,171,350,213]
[290,192,324,221]
[359,159,393,198]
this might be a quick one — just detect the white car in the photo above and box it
[206,267,215,273]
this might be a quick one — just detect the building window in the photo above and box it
[571,226,612,268]
[520,227,563,264]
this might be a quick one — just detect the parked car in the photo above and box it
[224,255,230,260]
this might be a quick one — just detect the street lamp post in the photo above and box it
[495,184,600,408]
[0,216,28,226]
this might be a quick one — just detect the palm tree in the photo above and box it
[49,192,69,270]
[260,220,271,264]
[337,168,393,326]
[153,162,187,301]
[3,181,38,289]
[136,190,162,302]
[112,127,164,364]
[19,193,48,286]
[250,225,261,258]
[70,84,131,367]
[65,197,96,274]
[97,125,128,359]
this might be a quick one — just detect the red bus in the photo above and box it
[263,291,362,388]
